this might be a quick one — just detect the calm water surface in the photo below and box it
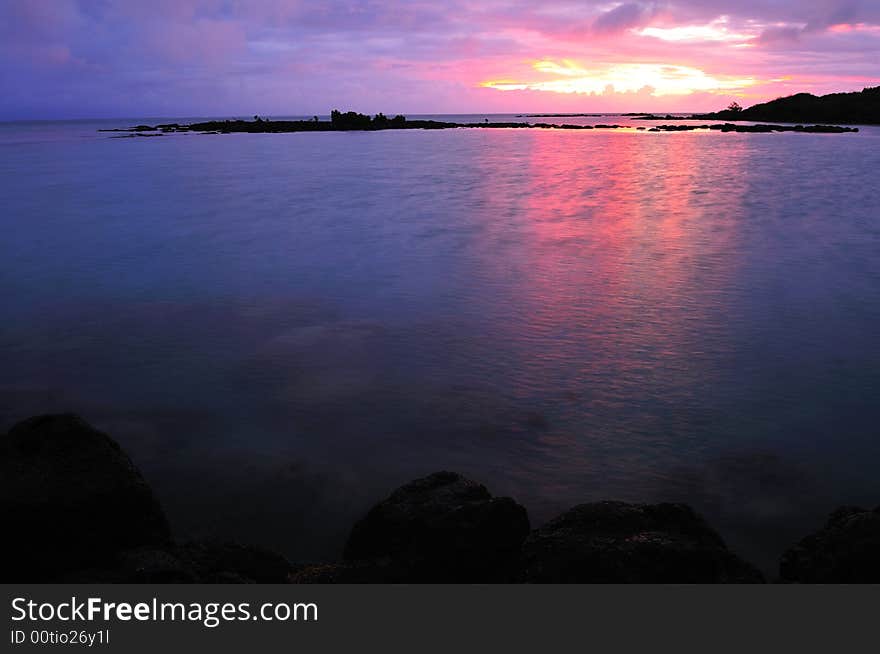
[2,115,879,572]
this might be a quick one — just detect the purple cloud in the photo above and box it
[592,2,657,34]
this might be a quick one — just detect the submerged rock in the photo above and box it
[780,506,880,583]
[344,471,530,581]
[0,414,171,581]
[521,501,763,583]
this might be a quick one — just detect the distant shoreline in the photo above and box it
[637,86,880,126]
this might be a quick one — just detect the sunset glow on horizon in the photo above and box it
[1,0,879,119]
[481,60,761,98]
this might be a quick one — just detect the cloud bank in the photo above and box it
[1,0,878,118]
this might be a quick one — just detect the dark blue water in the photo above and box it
[2,117,879,572]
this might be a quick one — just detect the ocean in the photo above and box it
[2,114,879,573]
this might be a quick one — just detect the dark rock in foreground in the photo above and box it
[62,541,294,584]
[290,560,406,584]
[13,413,869,583]
[0,414,171,582]
[0,414,294,583]
[179,541,294,583]
[61,546,198,583]
[780,506,880,583]
[520,501,764,583]
[343,471,530,582]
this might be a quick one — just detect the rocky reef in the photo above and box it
[646,123,858,133]
[99,109,860,137]
[2,414,878,583]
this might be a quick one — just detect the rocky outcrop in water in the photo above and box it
[780,506,880,583]
[646,123,858,133]
[520,501,764,583]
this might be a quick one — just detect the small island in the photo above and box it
[100,108,860,137]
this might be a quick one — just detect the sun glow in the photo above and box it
[481,61,758,97]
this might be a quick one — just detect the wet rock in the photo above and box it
[521,501,763,583]
[344,471,530,581]
[61,547,198,583]
[780,506,880,583]
[291,560,406,583]
[116,547,198,582]
[0,414,171,581]
[178,541,293,583]
[60,541,294,583]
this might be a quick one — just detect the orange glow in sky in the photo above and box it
[461,7,880,112]
[482,60,760,97]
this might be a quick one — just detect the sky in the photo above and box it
[1,0,879,119]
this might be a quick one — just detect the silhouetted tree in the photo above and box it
[727,101,743,113]
[330,109,372,129]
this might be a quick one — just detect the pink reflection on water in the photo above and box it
[466,130,753,504]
